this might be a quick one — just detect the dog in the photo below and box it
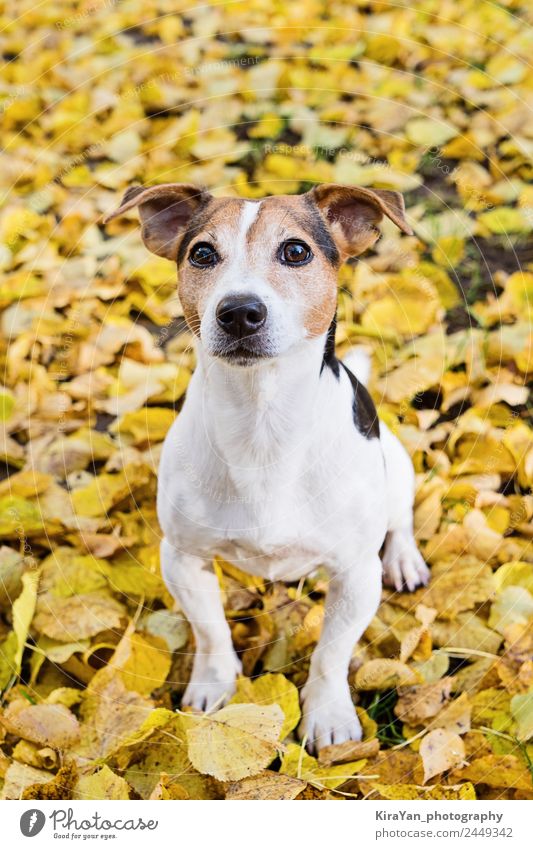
[104,182,429,752]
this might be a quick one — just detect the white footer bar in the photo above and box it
[3,799,532,849]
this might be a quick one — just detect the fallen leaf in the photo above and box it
[355,659,421,690]
[511,692,533,742]
[394,679,452,725]
[1,762,54,800]
[367,782,476,800]
[186,703,284,781]
[21,762,78,800]
[280,742,366,790]
[33,591,125,642]
[420,729,466,782]
[2,701,80,750]
[453,755,532,791]
[225,770,306,799]
[318,737,380,765]
[230,673,300,739]
[73,765,130,800]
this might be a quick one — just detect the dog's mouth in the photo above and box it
[211,335,275,366]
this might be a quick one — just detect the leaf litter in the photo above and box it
[0,0,533,801]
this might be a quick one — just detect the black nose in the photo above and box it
[216,294,267,338]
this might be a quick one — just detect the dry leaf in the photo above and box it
[186,703,284,782]
[453,755,532,791]
[368,782,476,800]
[280,742,367,790]
[420,729,466,783]
[73,765,130,800]
[394,679,452,725]
[230,674,300,739]
[225,771,306,800]
[318,737,380,765]
[2,701,80,750]
[355,659,421,690]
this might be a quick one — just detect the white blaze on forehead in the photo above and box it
[234,200,261,260]
[213,200,263,295]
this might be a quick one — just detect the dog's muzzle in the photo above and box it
[216,294,267,339]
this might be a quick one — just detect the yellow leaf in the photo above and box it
[455,755,532,791]
[112,408,177,446]
[369,782,476,800]
[426,694,472,735]
[420,729,466,783]
[72,669,152,762]
[1,762,54,800]
[186,703,284,781]
[494,561,533,595]
[405,118,457,147]
[71,463,153,517]
[431,236,465,271]
[400,561,495,619]
[74,765,130,800]
[21,762,78,801]
[394,679,452,725]
[225,770,306,799]
[478,207,531,235]
[112,630,171,696]
[214,556,265,591]
[280,742,366,790]
[511,692,533,742]
[230,673,300,739]
[97,556,169,603]
[355,659,421,690]
[2,701,80,750]
[505,272,533,319]
[489,586,533,635]
[0,496,43,537]
[364,295,437,337]
[318,737,380,766]
[378,356,443,404]
[12,568,40,670]
[33,591,125,642]
[0,471,52,498]
[120,710,219,800]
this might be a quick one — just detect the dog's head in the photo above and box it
[104,183,412,366]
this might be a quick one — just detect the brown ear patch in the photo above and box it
[103,183,212,261]
[310,183,412,259]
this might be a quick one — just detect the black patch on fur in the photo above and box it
[321,316,379,440]
[341,361,380,439]
[302,195,340,265]
[321,316,340,377]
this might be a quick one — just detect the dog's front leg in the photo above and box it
[299,555,382,753]
[160,538,242,711]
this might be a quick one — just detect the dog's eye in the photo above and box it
[279,240,313,266]
[189,242,219,267]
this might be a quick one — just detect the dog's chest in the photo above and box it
[215,538,325,581]
[198,468,331,579]
[157,358,387,580]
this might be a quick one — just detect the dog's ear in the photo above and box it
[310,184,413,259]
[103,183,212,260]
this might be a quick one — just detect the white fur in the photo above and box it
[157,206,429,752]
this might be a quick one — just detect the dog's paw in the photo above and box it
[182,656,241,713]
[382,529,430,593]
[298,681,362,754]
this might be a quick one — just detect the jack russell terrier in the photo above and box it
[105,182,429,752]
